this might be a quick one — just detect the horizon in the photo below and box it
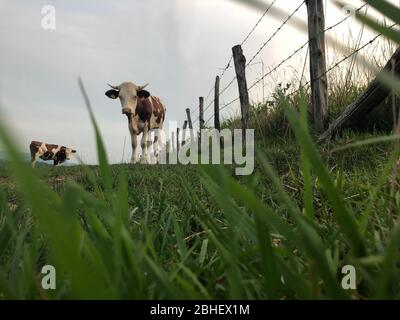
[0,0,398,164]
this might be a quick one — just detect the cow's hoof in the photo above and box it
[140,158,148,164]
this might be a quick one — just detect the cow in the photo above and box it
[105,82,166,164]
[30,141,76,168]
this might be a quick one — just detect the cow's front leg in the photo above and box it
[141,126,149,164]
[130,133,138,164]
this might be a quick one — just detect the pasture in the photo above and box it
[0,102,399,298]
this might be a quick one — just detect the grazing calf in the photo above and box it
[105,82,166,164]
[30,141,76,168]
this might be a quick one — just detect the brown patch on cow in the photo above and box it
[45,144,58,152]
[130,94,165,129]
[135,97,153,122]
[151,97,165,124]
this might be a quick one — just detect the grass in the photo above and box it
[0,0,400,300]
[0,121,399,299]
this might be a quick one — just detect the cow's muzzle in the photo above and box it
[122,108,132,115]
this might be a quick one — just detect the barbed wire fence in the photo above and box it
[176,0,397,148]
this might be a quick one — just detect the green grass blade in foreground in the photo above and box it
[201,166,301,247]
[202,165,346,298]
[200,172,245,299]
[78,78,112,194]
[363,0,400,26]
[299,91,315,219]
[257,155,347,299]
[358,142,400,233]
[376,226,400,299]
[281,96,366,257]
[331,134,400,153]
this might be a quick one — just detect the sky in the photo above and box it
[0,0,398,164]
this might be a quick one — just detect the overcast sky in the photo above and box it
[0,0,398,164]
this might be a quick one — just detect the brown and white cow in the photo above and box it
[30,141,76,168]
[105,82,166,164]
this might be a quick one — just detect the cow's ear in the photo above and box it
[137,90,151,98]
[105,89,119,99]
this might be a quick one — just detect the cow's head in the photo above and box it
[55,147,76,165]
[66,147,77,160]
[105,82,150,115]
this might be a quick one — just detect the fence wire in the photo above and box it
[206,3,371,125]
[201,0,305,124]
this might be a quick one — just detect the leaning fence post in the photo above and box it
[232,45,250,144]
[214,76,221,131]
[306,0,328,132]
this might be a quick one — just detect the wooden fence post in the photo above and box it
[232,45,250,144]
[186,108,194,141]
[199,97,205,147]
[214,76,221,131]
[318,48,400,142]
[182,120,188,146]
[199,97,205,129]
[176,128,180,153]
[306,0,328,132]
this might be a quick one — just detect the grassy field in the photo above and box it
[1,107,399,299]
[1,0,400,301]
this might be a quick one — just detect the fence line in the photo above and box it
[200,0,304,122]
[246,0,306,68]
[203,3,370,125]
[191,0,279,118]
[213,29,384,123]
[186,1,395,139]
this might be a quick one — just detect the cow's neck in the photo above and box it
[127,113,142,135]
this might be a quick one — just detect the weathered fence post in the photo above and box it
[182,120,188,146]
[306,0,328,132]
[199,96,205,148]
[318,48,400,142]
[199,97,205,129]
[176,128,180,153]
[232,45,250,144]
[186,108,194,141]
[214,76,221,131]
